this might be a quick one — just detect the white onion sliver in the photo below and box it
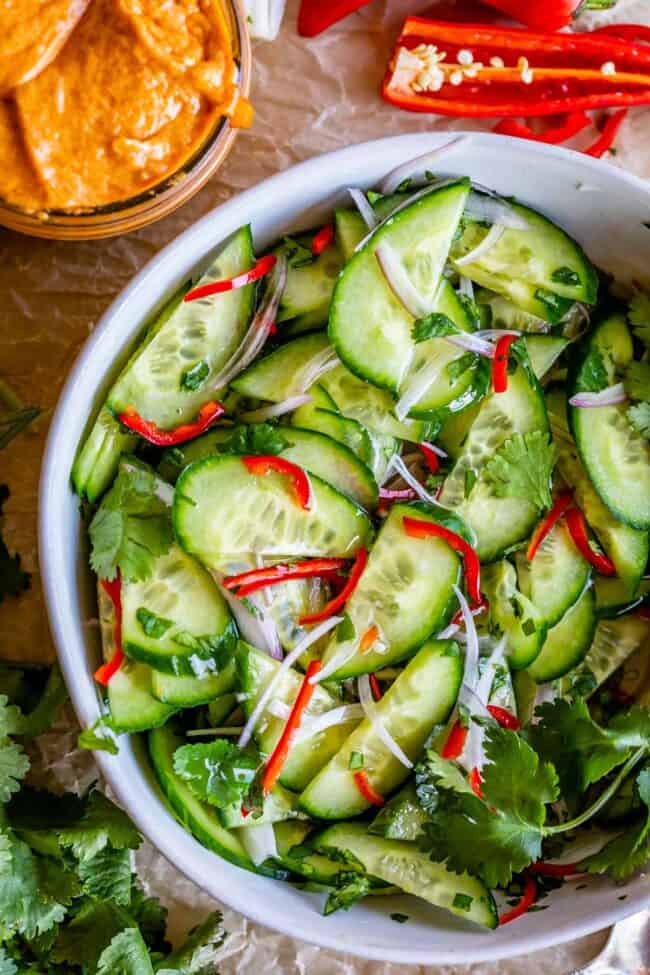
[465,190,530,231]
[475,329,521,342]
[309,642,357,685]
[395,358,444,421]
[375,241,431,318]
[239,395,311,423]
[214,577,283,661]
[569,383,627,408]
[358,675,413,769]
[239,615,342,746]
[458,276,475,301]
[353,180,457,255]
[239,822,278,866]
[295,703,364,743]
[266,699,291,721]
[348,187,377,230]
[455,224,506,268]
[390,454,440,507]
[475,637,507,705]
[436,623,460,640]
[379,138,468,195]
[420,440,447,458]
[445,332,496,358]
[298,346,340,393]
[454,585,481,701]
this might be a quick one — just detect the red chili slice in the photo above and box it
[94,576,124,686]
[353,769,385,806]
[223,558,348,597]
[492,334,519,394]
[493,112,591,144]
[499,872,538,925]
[565,507,617,576]
[262,660,322,795]
[403,516,482,606]
[183,254,277,303]
[419,442,440,474]
[469,767,485,799]
[583,108,629,158]
[369,673,382,701]
[526,491,573,562]
[311,223,335,255]
[360,625,380,654]
[243,455,312,510]
[118,400,224,447]
[487,704,521,730]
[299,547,368,625]
[441,720,468,760]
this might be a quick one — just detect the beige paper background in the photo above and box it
[2,0,649,969]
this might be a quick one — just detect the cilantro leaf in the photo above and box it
[51,900,130,970]
[78,717,120,755]
[137,608,173,640]
[78,846,133,907]
[627,401,650,440]
[130,881,168,952]
[222,423,291,456]
[0,740,30,803]
[624,361,650,402]
[411,313,458,344]
[89,466,173,582]
[96,927,154,975]
[155,911,225,973]
[173,740,258,809]
[0,486,31,603]
[628,291,650,347]
[551,267,580,287]
[56,790,141,863]
[180,361,209,393]
[484,431,557,512]
[0,830,67,939]
[0,693,23,738]
[581,768,650,880]
[324,874,372,916]
[578,346,609,393]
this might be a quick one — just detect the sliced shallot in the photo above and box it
[569,383,627,408]
[464,190,530,231]
[375,241,431,318]
[239,395,311,423]
[379,138,468,195]
[348,187,378,230]
[445,332,496,358]
[358,674,413,769]
[455,224,506,268]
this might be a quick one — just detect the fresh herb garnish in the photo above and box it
[77,717,119,755]
[180,359,209,392]
[484,431,557,512]
[348,751,364,770]
[624,361,650,402]
[336,613,356,643]
[173,739,259,809]
[446,352,476,382]
[223,423,292,456]
[627,402,650,439]
[452,892,474,912]
[411,313,458,344]
[324,874,372,915]
[629,291,650,347]
[282,236,315,269]
[464,468,477,499]
[578,346,609,393]
[534,289,573,320]
[551,267,580,287]
[581,768,650,880]
[136,607,174,640]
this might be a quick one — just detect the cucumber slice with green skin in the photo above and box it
[292,388,375,471]
[527,584,597,683]
[208,693,239,726]
[482,561,546,669]
[158,428,233,483]
[512,670,539,727]
[231,333,331,402]
[439,350,549,561]
[547,386,648,594]
[283,309,329,337]
[314,822,498,930]
[516,520,591,629]
[273,820,376,886]
[329,180,471,392]
[109,228,256,429]
[569,314,650,530]
[274,236,343,326]
[237,643,356,792]
[121,544,236,677]
[335,209,366,262]
[524,335,569,381]
[151,660,236,707]
[368,782,429,842]
[594,577,650,617]
[219,783,305,829]
[174,455,373,563]
[450,200,598,322]
[300,640,462,819]
[148,724,285,879]
[319,503,462,680]
[565,613,650,696]
[71,407,138,502]
[437,403,480,460]
[480,293,549,333]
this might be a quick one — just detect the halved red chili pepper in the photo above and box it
[262,660,321,795]
[469,766,485,798]
[492,334,519,394]
[223,558,348,597]
[499,872,538,925]
[299,547,368,624]
[360,625,380,654]
[487,704,521,730]
[118,401,224,447]
[243,455,312,510]
[183,255,277,303]
[594,24,650,45]
[583,108,628,158]
[369,673,382,701]
[403,516,482,605]
[353,769,385,806]
[419,441,441,474]
[526,491,573,562]
[565,507,617,576]
[95,576,124,686]
[493,112,591,144]
[481,0,616,31]
[383,18,650,118]
[529,861,579,877]
[311,223,335,255]
[298,0,373,37]
[441,720,468,760]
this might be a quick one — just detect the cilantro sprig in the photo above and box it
[173,739,259,809]
[484,431,557,513]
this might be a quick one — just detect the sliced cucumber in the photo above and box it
[158,428,233,483]
[547,386,648,593]
[231,333,331,402]
[335,209,366,261]
[109,228,255,429]
[516,520,590,629]
[273,820,370,886]
[330,180,471,391]
[450,200,598,322]
[151,660,236,707]
[482,561,546,669]
[219,783,304,829]
[314,822,498,929]
[72,407,138,502]
[319,503,461,679]
[368,782,429,841]
[527,584,597,683]
[300,640,461,818]
[292,386,375,470]
[439,350,549,561]
[524,335,569,381]
[567,613,650,695]
[595,577,650,617]
[208,694,239,725]
[281,427,377,510]
[481,293,549,333]
[437,403,480,460]
[569,314,650,530]
[238,643,356,792]
[174,455,373,563]
[274,236,343,326]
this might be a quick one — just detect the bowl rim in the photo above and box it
[39,131,650,965]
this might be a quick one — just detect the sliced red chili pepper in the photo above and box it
[95,576,124,686]
[183,255,277,303]
[298,0,373,37]
[299,547,368,624]
[469,766,485,798]
[118,401,224,447]
[565,507,617,576]
[419,442,441,474]
[243,455,312,510]
[529,861,579,877]
[481,0,614,31]
[360,625,380,654]
[492,334,519,394]
[311,223,335,255]
[493,112,591,144]
[223,558,348,597]
[441,720,468,760]
[593,24,650,45]
[262,660,321,795]
[526,491,573,562]
[499,872,538,925]
[403,516,482,605]
[353,769,385,806]
[369,673,382,701]
[583,108,629,158]
[487,704,521,730]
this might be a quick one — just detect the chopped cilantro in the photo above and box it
[464,468,477,499]
[551,267,580,287]
[484,431,557,512]
[446,352,476,382]
[628,291,650,347]
[179,360,209,392]
[136,607,173,640]
[628,402,650,440]
[534,289,573,320]
[411,313,458,344]
[337,613,356,643]
[624,360,650,402]
[282,236,315,269]
[578,346,609,393]
[348,751,364,770]
[173,739,259,809]
[324,874,372,915]
[222,423,292,456]
[452,892,474,912]
[77,717,119,755]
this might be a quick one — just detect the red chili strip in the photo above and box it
[353,769,385,806]
[419,442,440,474]
[565,507,617,576]
[262,660,322,795]
[529,861,579,877]
[298,0,373,37]
[499,873,538,926]
[493,112,591,144]
[441,720,468,760]
[243,455,312,510]
[369,673,382,701]
[95,576,124,686]
[360,625,380,654]
[403,516,482,605]
[311,223,335,255]
[583,108,629,158]
[118,400,224,447]
[526,491,573,562]
[594,24,650,44]
[223,558,348,597]
[487,704,521,730]
[492,334,519,394]
[469,767,485,799]
[183,254,277,303]
[299,547,368,624]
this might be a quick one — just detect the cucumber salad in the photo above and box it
[74,150,650,932]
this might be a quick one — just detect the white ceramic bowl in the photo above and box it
[40,133,650,966]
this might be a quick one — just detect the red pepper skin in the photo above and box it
[487,704,521,730]
[383,18,650,118]
[529,861,579,877]
[243,456,312,510]
[262,660,322,795]
[526,491,574,562]
[469,766,485,798]
[565,507,617,576]
[299,547,368,625]
[492,334,519,394]
[499,872,538,925]
[442,720,468,760]
[480,0,581,30]
[118,401,224,447]
[369,673,382,701]
[353,769,385,806]
[95,576,124,686]
[223,558,348,597]
[312,223,335,255]
[493,112,591,144]
[403,516,482,605]
[360,625,380,654]
[298,0,373,37]
[594,25,650,45]
[583,108,628,158]
[183,255,277,303]
[419,442,440,474]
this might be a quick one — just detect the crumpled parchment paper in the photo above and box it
[2,0,648,968]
